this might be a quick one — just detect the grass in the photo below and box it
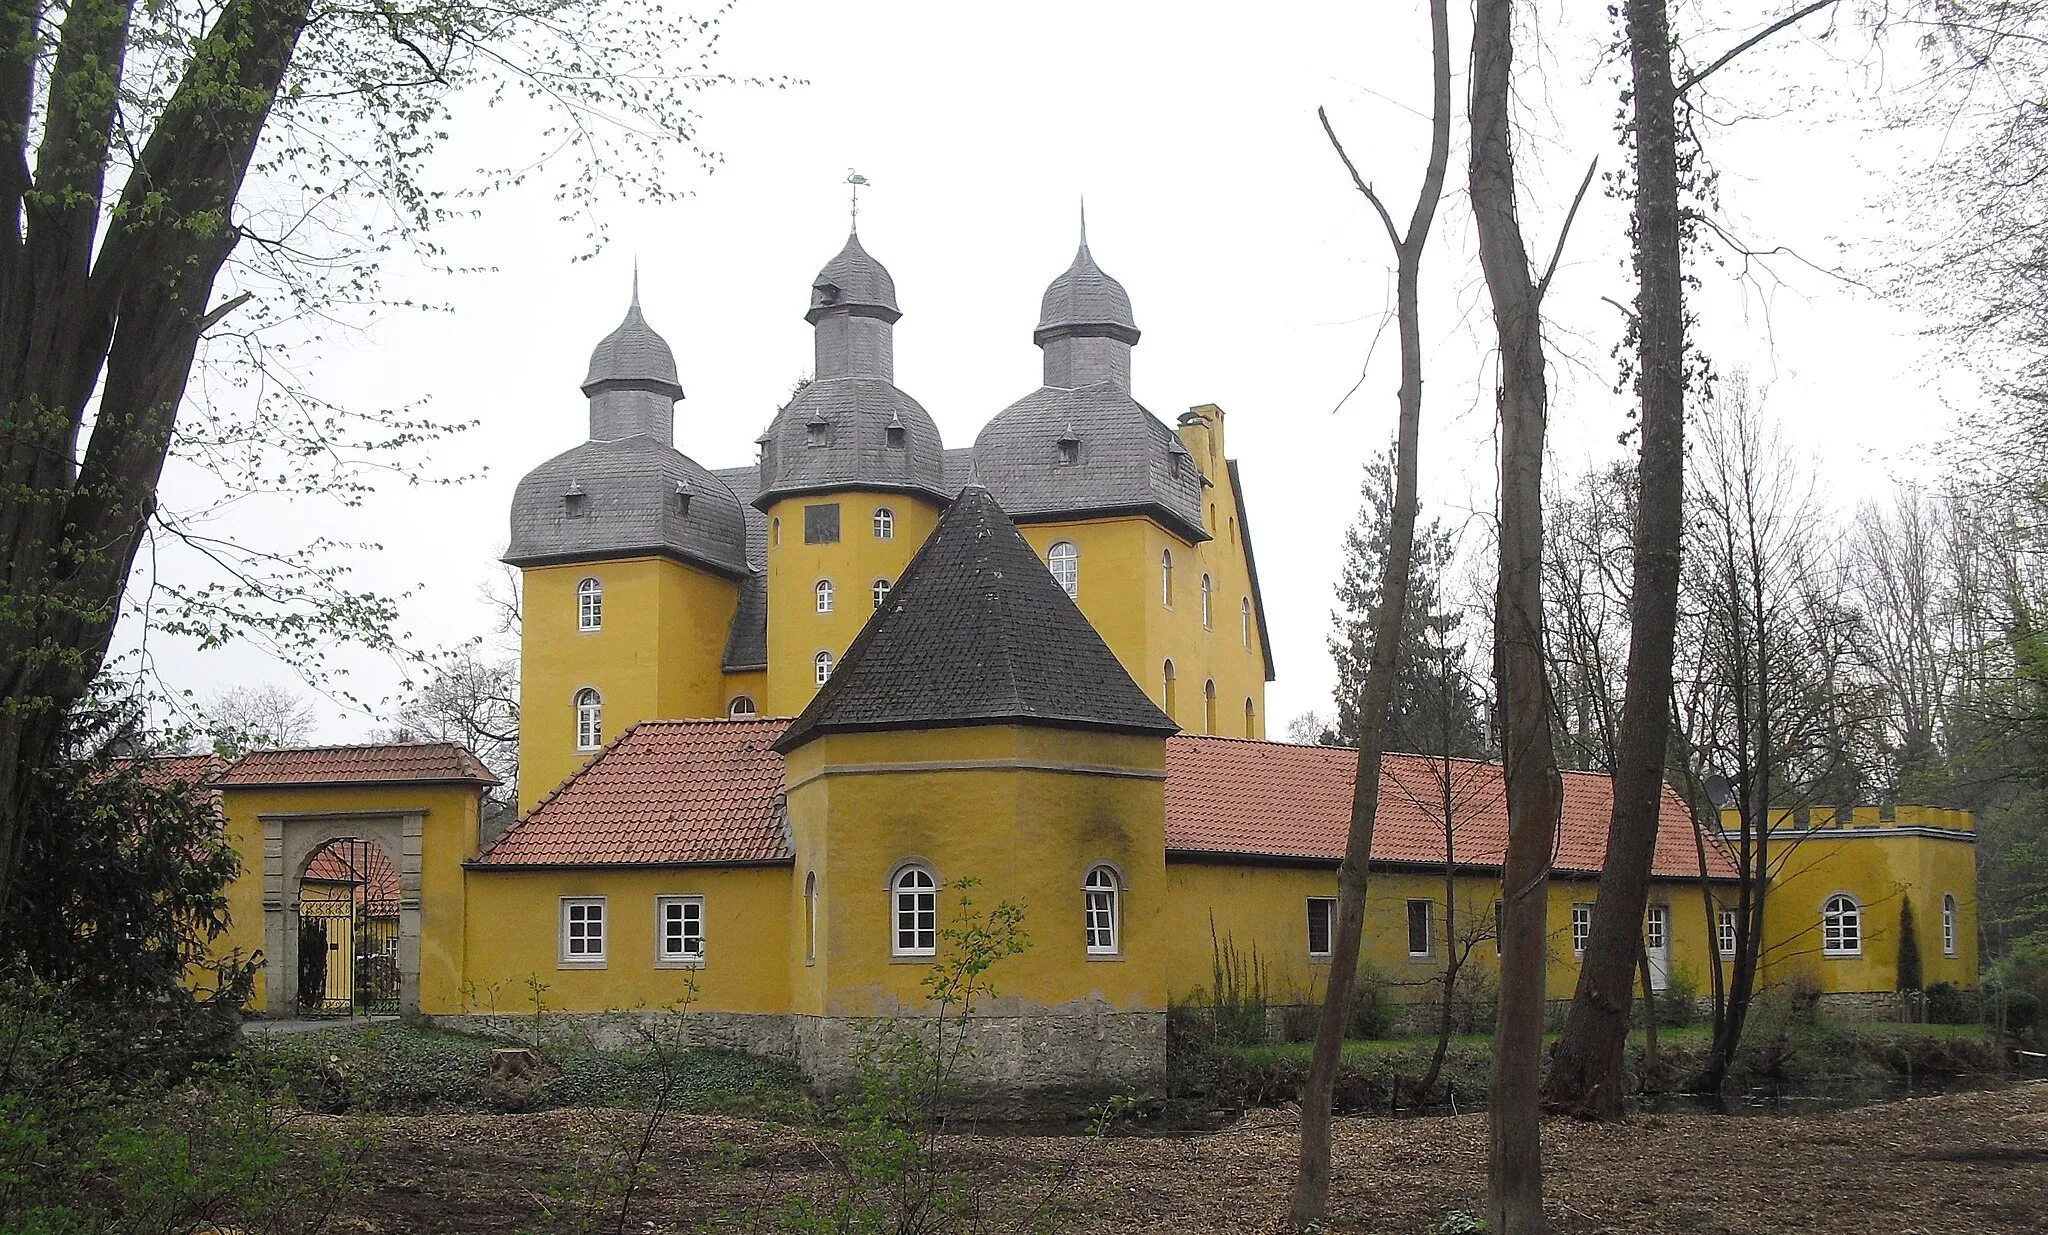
[1234,1018,1991,1066]
[243,1022,808,1118]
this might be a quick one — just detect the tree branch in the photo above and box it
[1535,156,1599,305]
[1678,0,1839,97]
[1319,105,1403,253]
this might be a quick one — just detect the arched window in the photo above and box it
[1942,893,1958,957]
[1204,679,1217,734]
[1048,541,1079,599]
[772,517,781,547]
[1200,574,1213,629]
[873,507,894,540]
[872,578,891,610]
[728,696,757,718]
[574,688,602,751]
[892,865,937,957]
[815,579,835,614]
[814,651,834,686]
[1822,894,1862,956]
[577,577,603,631]
[1162,659,1177,715]
[1161,550,1174,608]
[1084,866,1120,955]
[1243,697,1255,738]
[1241,596,1252,648]
[805,872,819,965]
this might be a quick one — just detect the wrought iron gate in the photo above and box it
[296,893,400,1017]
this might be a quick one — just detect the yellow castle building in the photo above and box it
[193,224,1980,1092]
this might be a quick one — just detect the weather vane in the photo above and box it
[846,169,869,232]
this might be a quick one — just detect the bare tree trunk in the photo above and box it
[1542,0,1687,1122]
[1471,0,1563,1228]
[1290,3,1451,1228]
[1636,943,1660,1091]
[1415,743,1461,1099]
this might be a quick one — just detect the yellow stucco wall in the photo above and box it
[761,492,943,717]
[1165,862,1720,1007]
[1009,417,1269,740]
[1730,806,1981,993]
[783,724,1169,1018]
[459,865,793,1014]
[214,781,484,1014]
[518,557,741,810]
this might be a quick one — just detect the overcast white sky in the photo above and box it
[120,0,1980,741]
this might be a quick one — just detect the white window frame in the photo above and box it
[872,578,891,610]
[655,895,705,968]
[1645,904,1669,951]
[814,650,834,686]
[1162,659,1176,715]
[815,578,835,614]
[577,577,603,632]
[1243,697,1255,738]
[1200,574,1213,628]
[1204,679,1217,734]
[1717,907,1738,958]
[1942,893,1958,957]
[559,897,607,967]
[1822,893,1862,957]
[728,695,757,718]
[1571,903,1593,957]
[1307,896,1336,960]
[1048,541,1079,599]
[873,507,894,540]
[1084,865,1121,957]
[575,688,603,751]
[891,864,938,959]
[1406,898,1434,958]
[804,872,819,966]
[1241,596,1252,648]
[1161,549,1174,608]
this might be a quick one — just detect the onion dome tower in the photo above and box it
[504,276,753,809]
[972,213,1207,542]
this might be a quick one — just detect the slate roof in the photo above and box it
[972,384,1209,542]
[754,379,949,507]
[775,486,1179,752]
[1163,736,1735,879]
[582,283,684,400]
[1229,458,1278,683]
[1036,225,1140,345]
[476,719,792,866]
[710,464,771,673]
[217,742,500,788]
[505,435,752,577]
[808,232,900,324]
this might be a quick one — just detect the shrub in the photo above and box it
[1658,968,1699,1028]
[1448,965,1499,1035]
[1925,980,1974,1025]
[1348,965,1400,1040]
[1207,918,1270,1046]
[1897,898,1925,992]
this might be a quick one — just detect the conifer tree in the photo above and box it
[1898,897,1925,993]
[1327,447,1486,758]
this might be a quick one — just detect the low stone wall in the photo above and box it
[426,1006,1166,1109]
[1815,990,1912,1022]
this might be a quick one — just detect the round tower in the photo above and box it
[755,232,948,715]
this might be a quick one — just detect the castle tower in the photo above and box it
[505,279,752,808]
[754,232,950,715]
[774,485,1178,1092]
[971,216,1272,735]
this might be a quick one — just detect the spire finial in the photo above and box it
[631,257,641,309]
[1079,196,1088,250]
[846,169,869,234]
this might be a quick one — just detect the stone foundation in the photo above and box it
[426,1006,1165,1110]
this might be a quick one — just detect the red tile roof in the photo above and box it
[1164,736,1734,879]
[476,719,792,867]
[216,742,499,788]
[128,753,230,791]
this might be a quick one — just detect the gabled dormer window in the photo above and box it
[806,416,830,448]
[1058,437,1080,466]
[671,479,692,517]
[886,415,906,448]
[564,481,586,517]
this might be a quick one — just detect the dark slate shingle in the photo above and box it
[775,487,1178,752]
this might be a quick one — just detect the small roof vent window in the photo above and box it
[564,481,586,517]
[886,409,906,448]
[806,414,831,448]
[1057,426,1080,466]
[671,478,693,517]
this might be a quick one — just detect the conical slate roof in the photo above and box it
[582,276,684,399]
[775,486,1178,752]
[1035,214,1139,346]
[807,232,900,324]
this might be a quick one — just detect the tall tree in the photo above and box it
[1290,1,1452,1225]
[1328,446,1486,756]
[1470,0,1572,1223]
[0,0,766,912]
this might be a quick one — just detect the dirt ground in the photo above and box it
[318,1081,2048,1233]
